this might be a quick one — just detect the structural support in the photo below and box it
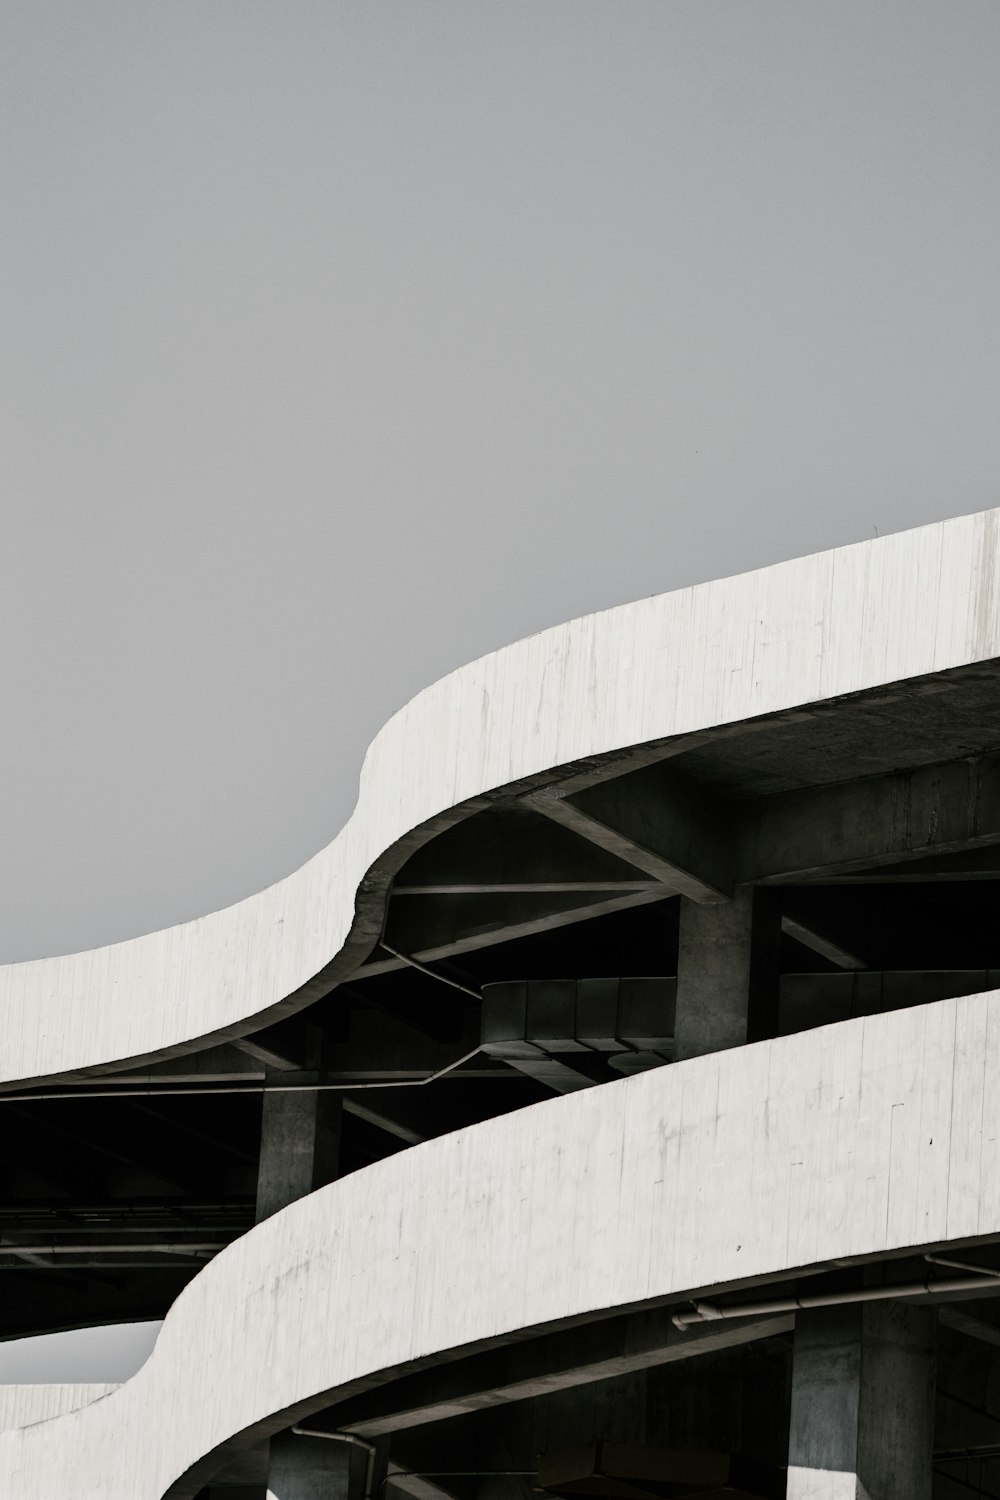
[256,1078,342,1223]
[674,888,779,1060]
[255,1033,352,1496]
[741,751,1000,884]
[267,1431,368,1500]
[356,887,667,979]
[523,759,733,904]
[787,1303,936,1500]
[254,1022,342,1225]
[321,1308,791,1438]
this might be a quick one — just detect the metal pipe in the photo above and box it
[377,942,482,1001]
[936,1442,1000,1461]
[0,1242,224,1254]
[291,1427,377,1499]
[924,1251,1000,1277]
[671,1271,1000,1331]
[0,1047,485,1103]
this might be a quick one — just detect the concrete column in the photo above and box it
[266,1432,368,1500]
[256,1034,352,1497]
[255,1080,342,1222]
[674,887,779,1060]
[787,1303,936,1500]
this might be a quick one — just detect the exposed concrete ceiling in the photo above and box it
[670,662,1000,799]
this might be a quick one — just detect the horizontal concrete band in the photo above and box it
[2,991,997,1498]
[1,508,999,1089]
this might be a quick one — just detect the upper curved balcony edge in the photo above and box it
[2,507,999,1088]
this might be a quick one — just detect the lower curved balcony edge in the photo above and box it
[1,990,996,1499]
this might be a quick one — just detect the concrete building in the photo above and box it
[4,510,1000,1498]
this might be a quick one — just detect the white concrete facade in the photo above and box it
[3,509,1000,1497]
[2,509,998,1087]
[2,994,999,1496]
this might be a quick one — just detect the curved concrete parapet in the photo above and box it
[2,508,999,1089]
[0,992,996,1497]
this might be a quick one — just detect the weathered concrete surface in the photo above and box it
[0,1385,117,1431]
[255,1083,342,1223]
[539,747,1000,894]
[674,888,780,1057]
[2,509,999,1088]
[788,1304,935,1500]
[674,890,755,1057]
[1,992,999,1499]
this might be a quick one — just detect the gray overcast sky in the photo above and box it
[3,0,1000,969]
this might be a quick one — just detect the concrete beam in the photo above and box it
[386,1464,462,1500]
[743,752,1000,884]
[940,1303,1000,1350]
[780,915,865,971]
[343,1099,425,1147]
[516,752,1000,903]
[132,1044,264,1082]
[807,846,1000,883]
[354,888,669,980]
[524,760,732,903]
[231,1020,314,1072]
[317,1310,791,1438]
[393,804,659,894]
[492,1055,595,1094]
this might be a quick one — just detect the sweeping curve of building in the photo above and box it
[3,510,1000,1500]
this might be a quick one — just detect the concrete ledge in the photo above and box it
[1,992,998,1497]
